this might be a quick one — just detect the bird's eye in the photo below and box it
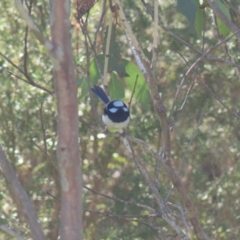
[113,101,124,107]
[109,108,118,113]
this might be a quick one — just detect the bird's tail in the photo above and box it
[91,86,110,104]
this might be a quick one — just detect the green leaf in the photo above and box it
[89,56,103,84]
[195,8,204,37]
[78,78,89,99]
[215,0,231,36]
[78,55,104,98]
[79,52,130,99]
[215,0,231,20]
[176,0,197,27]
[217,18,230,36]
[123,60,150,108]
[109,73,125,100]
[103,25,129,77]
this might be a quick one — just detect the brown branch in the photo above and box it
[0,145,47,240]
[6,70,53,94]
[116,1,209,239]
[49,0,83,239]
[206,0,240,41]
[0,53,53,94]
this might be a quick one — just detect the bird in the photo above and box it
[91,85,130,129]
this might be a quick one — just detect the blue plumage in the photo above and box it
[91,85,130,129]
[91,86,110,104]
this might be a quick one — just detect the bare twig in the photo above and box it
[103,12,113,88]
[45,190,60,201]
[125,138,189,239]
[199,79,240,120]
[141,0,240,67]
[84,208,162,239]
[23,25,31,80]
[0,53,53,94]
[93,0,107,48]
[169,32,239,122]
[206,0,240,41]
[84,185,156,212]
[85,209,160,219]
[0,52,25,75]
[167,202,190,235]
[23,0,33,81]
[6,70,53,94]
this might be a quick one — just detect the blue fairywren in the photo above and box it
[91,86,130,129]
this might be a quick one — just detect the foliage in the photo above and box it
[0,0,240,239]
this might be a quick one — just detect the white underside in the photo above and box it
[102,114,130,129]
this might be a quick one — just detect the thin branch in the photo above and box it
[23,25,30,79]
[79,117,159,159]
[151,0,158,71]
[93,0,107,48]
[126,138,189,239]
[115,1,208,239]
[23,0,33,80]
[128,75,138,109]
[199,79,240,120]
[0,224,26,240]
[84,209,160,219]
[0,52,25,75]
[103,12,113,88]
[125,135,158,158]
[6,70,53,94]
[224,0,240,16]
[84,208,162,239]
[84,185,156,212]
[141,0,240,67]
[206,0,240,41]
[13,0,52,49]
[0,52,53,94]
[169,32,239,122]
[0,145,47,240]
[167,202,190,235]
[166,107,205,201]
